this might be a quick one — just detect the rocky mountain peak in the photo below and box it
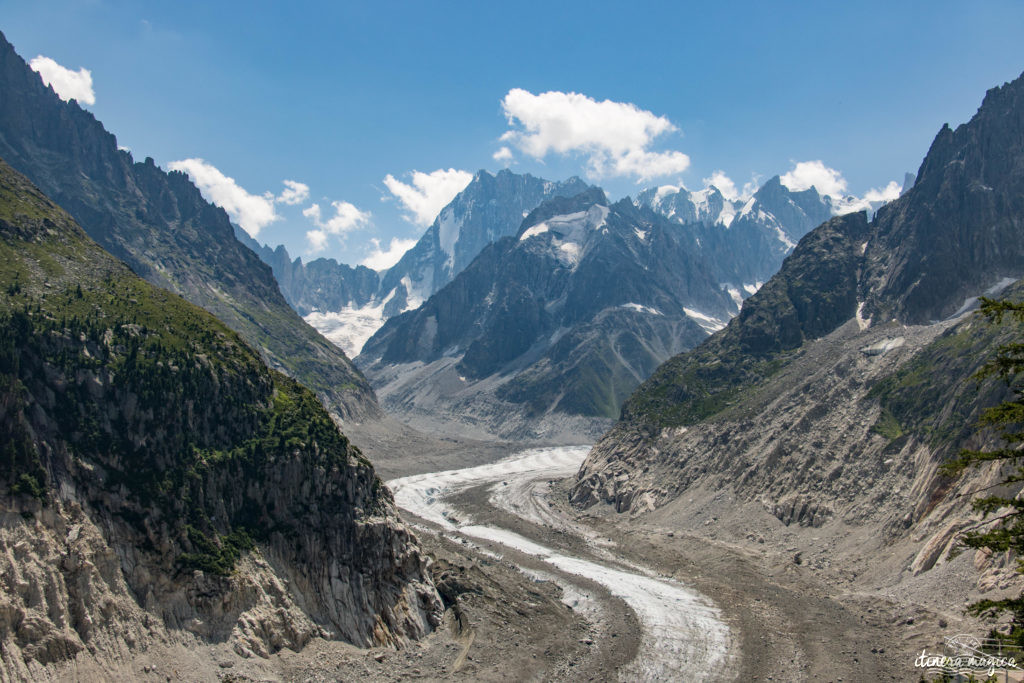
[517,187,610,235]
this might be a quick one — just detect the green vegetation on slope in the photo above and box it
[868,285,1024,455]
[0,158,380,575]
[620,213,869,429]
[0,33,377,420]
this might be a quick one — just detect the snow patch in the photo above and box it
[523,204,610,270]
[634,228,648,241]
[945,276,1018,321]
[717,201,736,228]
[861,337,905,356]
[519,222,550,241]
[305,301,388,357]
[855,301,871,331]
[437,206,461,271]
[621,302,663,316]
[743,282,763,296]
[683,307,726,333]
[725,286,743,309]
[400,275,428,311]
[987,276,1018,295]
[558,241,582,266]
[739,196,757,217]
[773,224,796,249]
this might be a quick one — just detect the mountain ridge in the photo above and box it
[568,73,1024,610]
[0,30,378,421]
[0,157,440,677]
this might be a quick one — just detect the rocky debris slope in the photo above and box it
[571,71,1024,601]
[0,30,378,421]
[0,159,441,679]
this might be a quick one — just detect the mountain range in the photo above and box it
[238,171,592,357]
[351,166,851,439]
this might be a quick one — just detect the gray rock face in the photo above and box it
[234,228,381,317]
[0,30,378,421]
[379,170,593,310]
[863,76,1024,324]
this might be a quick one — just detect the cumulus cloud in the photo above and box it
[832,180,904,215]
[499,88,690,181]
[303,200,371,252]
[864,180,903,203]
[360,237,417,271]
[493,146,514,163]
[779,160,848,197]
[306,229,329,253]
[699,170,761,202]
[277,180,309,205]
[780,161,903,216]
[30,55,95,105]
[168,158,279,237]
[703,170,739,201]
[383,168,473,226]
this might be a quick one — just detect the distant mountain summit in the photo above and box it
[0,30,378,420]
[635,175,834,289]
[358,187,738,438]
[380,169,593,310]
[248,169,593,356]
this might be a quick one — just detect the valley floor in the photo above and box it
[350,428,927,681]
[12,418,1006,681]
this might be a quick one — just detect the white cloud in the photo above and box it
[383,168,473,226]
[699,170,761,202]
[864,180,903,203]
[779,160,848,197]
[703,170,739,201]
[304,200,371,234]
[493,146,514,163]
[306,229,329,253]
[303,200,371,252]
[832,180,903,215]
[360,237,417,271]
[30,55,95,105]
[277,180,310,205]
[168,157,278,237]
[499,88,690,181]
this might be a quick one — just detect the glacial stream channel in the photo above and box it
[386,446,735,681]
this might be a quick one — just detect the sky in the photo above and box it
[3,1,1023,268]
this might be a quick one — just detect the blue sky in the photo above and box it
[3,1,1024,267]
